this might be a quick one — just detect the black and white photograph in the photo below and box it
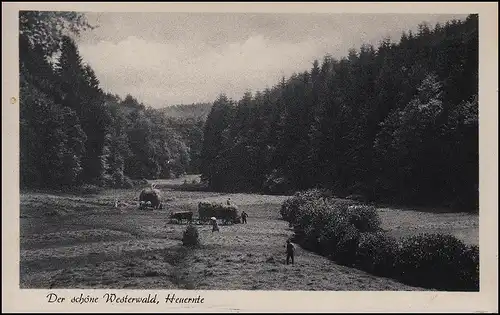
[3,1,498,313]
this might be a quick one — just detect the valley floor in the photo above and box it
[19,176,478,290]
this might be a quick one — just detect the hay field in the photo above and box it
[19,176,478,290]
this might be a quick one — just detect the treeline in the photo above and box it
[161,102,213,120]
[19,12,202,190]
[200,15,479,212]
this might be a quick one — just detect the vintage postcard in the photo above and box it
[2,1,498,313]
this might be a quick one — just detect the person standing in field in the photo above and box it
[286,239,295,265]
[241,211,248,224]
[211,218,220,233]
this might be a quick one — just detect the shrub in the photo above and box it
[294,198,324,230]
[316,223,339,256]
[282,192,382,266]
[295,200,329,253]
[280,188,333,223]
[355,232,399,277]
[182,224,200,247]
[309,200,379,259]
[279,189,479,291]
[334,224,361,266]
[316,202,352,256]
[346,204,382,233]
[290,197,335,250]
[457,244,479,291]
[395,233,479,291]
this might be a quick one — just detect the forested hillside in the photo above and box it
[200,15,479,212]
[160,103,211,174]
[161,103,213,120]
[19,12,201,189]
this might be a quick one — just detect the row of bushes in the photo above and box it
[280,189,479,291]
[198,201,240,224]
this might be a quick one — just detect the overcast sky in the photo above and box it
[76,12,468,108]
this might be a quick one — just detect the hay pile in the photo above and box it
[138,184,162,209]
[198,201,239,224]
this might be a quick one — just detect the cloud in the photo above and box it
[77,13,469,108]
[78,34,335,107]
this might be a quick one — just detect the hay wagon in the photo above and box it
[197,201,241,225]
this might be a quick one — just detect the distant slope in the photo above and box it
[161,102,213,120]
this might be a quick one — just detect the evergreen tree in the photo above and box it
[200,94,234,190]
[56,36,111,185]
[200,14,479,212]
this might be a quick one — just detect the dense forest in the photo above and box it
[200,15,479,212]
[19,12,479,212]
[19,11,204,189]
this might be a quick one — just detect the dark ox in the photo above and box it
[170,211,193,224]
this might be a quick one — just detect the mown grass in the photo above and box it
[19,176,478,290]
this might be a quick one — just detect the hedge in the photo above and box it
[280,189,479,291]
[355,232,399,277]
[395,233,479,291]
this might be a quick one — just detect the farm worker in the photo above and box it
[285,239,295,265]
[211,218,220,233]
[241,211,248,224]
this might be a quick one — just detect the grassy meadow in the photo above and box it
[19,175,478,290]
